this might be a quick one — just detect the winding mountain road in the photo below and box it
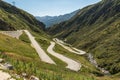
[53,38,86,55]
[24,30,55,64]
[0,30,23,39]
[47,41,81,71]
[0,30,81,71]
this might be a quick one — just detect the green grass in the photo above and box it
[0,33,37,58]
[19,32,31,43]
[0,53,65,80]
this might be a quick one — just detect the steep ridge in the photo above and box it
[0,1,45,31]
[48,0,120,74]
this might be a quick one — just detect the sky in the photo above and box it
[4,0,101,16]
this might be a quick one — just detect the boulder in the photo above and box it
[0,58,4,63]
[30,76,39,80]
[4,62,13,70]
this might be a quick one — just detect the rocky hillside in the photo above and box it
[36,10,79,27]
[48,0,120,74]
[0,1,45,32]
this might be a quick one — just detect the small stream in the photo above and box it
[88,53,110,75]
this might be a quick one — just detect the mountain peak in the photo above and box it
[36,10,79,27]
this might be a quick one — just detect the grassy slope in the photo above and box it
[48,0,120,75]
[0,33,65,80]
[0,33,37,58]
[0,32,96,80]
[0,30,118,80]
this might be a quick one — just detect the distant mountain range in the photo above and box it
[36,10,79,27]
